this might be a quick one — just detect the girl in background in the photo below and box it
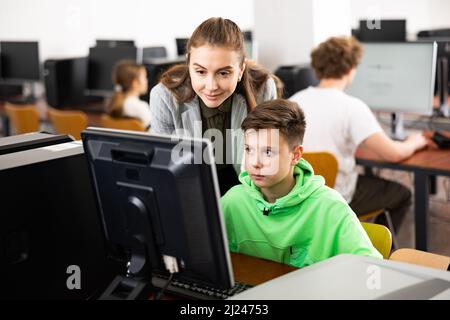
[108,60,151,130]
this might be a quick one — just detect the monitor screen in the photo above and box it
[81,128,234,294]
[358,20,406,42]
[0,41,40,81]
[87,46,137,92]
[346,42,437,114]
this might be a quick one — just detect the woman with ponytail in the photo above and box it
[108,60,151,130]
[150,17,281,194]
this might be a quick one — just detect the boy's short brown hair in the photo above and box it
[241,99,306,147]
[311,36,363,80]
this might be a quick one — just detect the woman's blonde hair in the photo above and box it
[160,17,282,110]
[108,60,145,117]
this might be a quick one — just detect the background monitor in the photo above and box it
[175,38,189,56]
[416,32,450,96]
[346,42,437,115]
[141,57,185,102]
[358,19,407,42]
[87,46,137,93]
[0,41,40,82]
[95,39,135,47]
[142,46,167,60]
[81,128,234,298]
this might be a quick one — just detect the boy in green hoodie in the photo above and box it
[221,99,382,268]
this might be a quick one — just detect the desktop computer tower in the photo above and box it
[0,141,124,299]
[274,65,319,98]
[0,131,73,155]
[43,57,90,108]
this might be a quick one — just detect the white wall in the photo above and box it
[350,0,450,39]
[1,0,449,66]
[0,0,254,61]
[254,0,351,71]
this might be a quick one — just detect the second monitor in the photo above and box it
[346,42,437,139]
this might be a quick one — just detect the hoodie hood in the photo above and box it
[238,158,325,215]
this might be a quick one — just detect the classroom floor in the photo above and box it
[374,168,450,256]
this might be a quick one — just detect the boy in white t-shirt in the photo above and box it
[290,36,428,232]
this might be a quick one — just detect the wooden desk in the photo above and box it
[356,146,450,251]
[231,253,297,286]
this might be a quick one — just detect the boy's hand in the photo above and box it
[406,132,428,151]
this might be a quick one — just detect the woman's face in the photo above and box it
[189,44,245,108]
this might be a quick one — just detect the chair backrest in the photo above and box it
[361,222,392,259]
[100,114,145,131]
[302,152,338,188]
[390,248,450,271]
[48,108,88,140]
[4,103,40,134]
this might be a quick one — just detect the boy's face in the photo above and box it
[244,129,303,189]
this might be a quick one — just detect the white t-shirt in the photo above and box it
[290,87,382,202]
[123,96,151,130]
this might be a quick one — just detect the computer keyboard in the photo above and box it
[151,275,253,300]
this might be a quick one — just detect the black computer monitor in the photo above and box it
[175,38,189,56]
[0,41,40,81]
[81,127,234,299]
[141,57,185,102]
[87,46,137,94]
[142,46,167,60]
[95,39,135,48]
[358,19,407,42]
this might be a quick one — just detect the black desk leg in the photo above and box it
[414,173,429,251]
[428,175,437,195]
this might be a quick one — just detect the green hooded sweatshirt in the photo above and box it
[221,158,382,268]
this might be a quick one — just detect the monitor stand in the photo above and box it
[99,195,159,300]
[99,244,152,300]
[390,112,406,141]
